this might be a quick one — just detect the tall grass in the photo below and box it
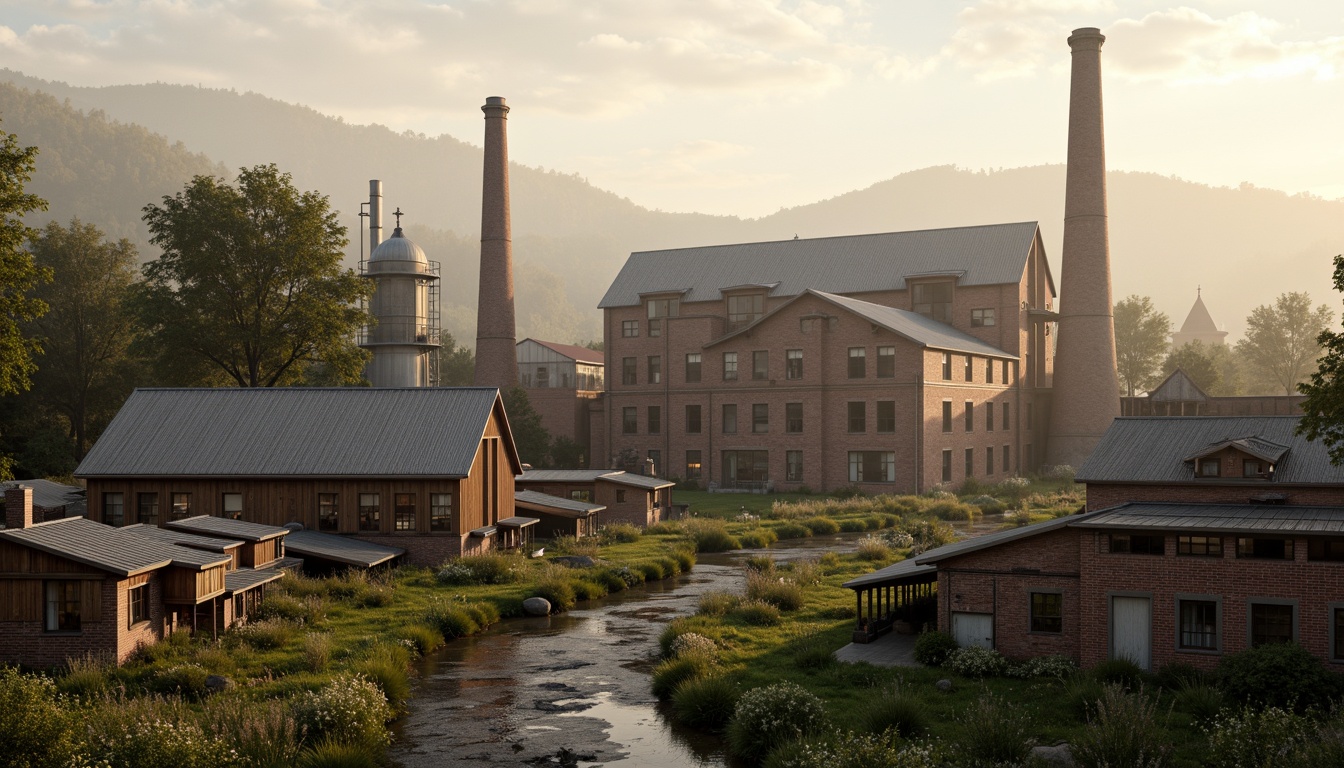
[1070,685,1173,768]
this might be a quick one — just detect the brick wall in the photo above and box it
[1086,483,1344,511]
[352,531,491,567]
[0,577,143,668]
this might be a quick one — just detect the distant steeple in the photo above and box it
[1171,290,1227,348]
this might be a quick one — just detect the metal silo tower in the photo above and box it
[358,208,441,387]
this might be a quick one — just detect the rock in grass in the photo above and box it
[1031,743,1075,767]
[936,679,953,692]
[205,675,233,693]
[523,597,553,616]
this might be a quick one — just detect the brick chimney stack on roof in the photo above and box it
[5,485,33,530]
[474,96,520,390]
[1047,27,1121,468]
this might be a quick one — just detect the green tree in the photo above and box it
[27,219,142,459]
[502,386,551,466]
[437,332,476,386]
[550,436,587,469]
[0,123,49,397]
[1114,295,1171,396]
[1238,291,1333,396]
[1162,341,1221,394]
[134,165,370,387]
[1297,256,1344,464]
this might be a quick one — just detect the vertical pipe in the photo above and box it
[475,97,520,389]
[369,180,383,256]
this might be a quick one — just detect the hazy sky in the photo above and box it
[3,1,1342,218]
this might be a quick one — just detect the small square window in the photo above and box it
[1177,535,1222,557]
[222,493,243,520]
[622,320,639,337]
[971,308,996,327]
[1030,592,1062,633]
[1250,602,1294,647]
[1199,459,1221,477]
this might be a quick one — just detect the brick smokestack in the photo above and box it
[5,485,33,530]
[1047,27,1120,468]
[474,96,520,389]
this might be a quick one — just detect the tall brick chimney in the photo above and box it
[473,96,520,389]
[1047,27,1121,468]
[5,485,33,530]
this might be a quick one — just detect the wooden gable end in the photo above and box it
[0,540,109,622]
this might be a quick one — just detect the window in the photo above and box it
[1243,460,1265,478]
[877,401,896,433]
[877,346,895,378]
[648,405,662,434]
[786,349,803,379]
[912,282,952,322]
[972,308,996,327]
[1310,538,1344,561]
[986,402,995,432]
[752,403,769,433]
[786,450,804,482]
[942,401,952,433]
[685,353,702,383]
[1002,360,1010,384]
[222,493,243,520]
[622,357,637,385]
[786,402,804,433]
[986,358,994,383]
[45,581,81,632]
[686,451,703,481]
[1199,458,1221,477]
[848,347,866,378]
[1237,537,1293,560]
[622,407,638,434]
[431,493,453,531]
[647,297,679,337]
[986,446,994,475]
[1109,533,1165,554]
[318,493,339,531]
[723,352,738,381]
[1030,592,1062,633]
[128,583,148,626]
[569,489,592,502]
[622,320,639,337]
[359,493,380,532]
[616,490,627,503]
[1178,599,1219,650]
[848,401,866,433]
[686,404,702,433]
[104,493,124,526]
[965,448,974,478]
[941,352,951,380]
[965,355,973,382]
[727,293,764,330]
[965,401,974,432]
[941,450,952,483]
[171,493,191,521]
[1001,403,1010,431]
[137,493,158,525]
[722,404,737,434]
[1177,535,1222,557]
[849,451,896,483]
[394,494,415,531]
[1250,602,1295,646]
[648,355,662,384]
[752,350,769,380]
[722,450,769,486]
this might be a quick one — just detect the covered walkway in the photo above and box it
[841,557,937,643]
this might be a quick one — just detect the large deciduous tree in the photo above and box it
[135,165,370,387]
[1237,291,1332,396]
[27,219,141,459]
[1297,256,1344,464]
[0,124,49,397]
[1162,341,1222,394]
[502,386,551,467]
[1114,295,1171,396]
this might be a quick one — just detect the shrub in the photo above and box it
[862,688,929,738]
[651,655,713,699]
[1155,661,1207,691]
[670,632,717,659]
[592,568,630,593]
[737,529,777,548]
[1205,706,1312,768]
[855,536,893,561]
[57,652,113,698]
[945,646,1009,678]
[1066,675,1107,720]
[672,547,697,572]
[397,624,445,656]
[1174,681,1224,723]
[685,519,741,552]
[785,559,822,587]
[644,521,682,535]
[726,682,829,761]
[1006,654,1078,679]
[1218,641,1343,713]
[774,522,812,540]
[1090,657,1146,690]
[912,630,958,667]
[670,675,740,731]
[149,663,211,699]
[257,593,316,623]
[838,519,868,533]
[744,555,775,573]
[0,667,81,768]
[571,579,608,600]
[82,695,237,768]
[435,552,522,586]
[763,732,944,768]
[304,633,333,672]
[925,499,979,522]
[659,617,716,658]
[656,556,681,576]
[532,573,578,611]
[462,601,501,628]
[293,674,394,746]
[353,646,412,710]
[636,561,666,581]
[697,591,739,616]
[298,738,383,768]
[789,633,835,670]
[953,692,1033,768]
[733,599,782,626]
[745,571,804,611]
[201,696,304,768]
[423,599,480,639]
[801,517,840,535]
[1070,684,1173,768]
[551,534,600,557]
[599,522,641,544]
[234,618,299,650]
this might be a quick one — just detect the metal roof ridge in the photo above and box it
[627,221,1041,256]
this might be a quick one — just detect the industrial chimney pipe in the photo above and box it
[474,96,519,390]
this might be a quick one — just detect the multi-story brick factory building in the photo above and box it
[591,221,1058,494]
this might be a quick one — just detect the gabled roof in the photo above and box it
[1148,369,1209,402]
[0,517,228,577]
[1077,417,1344,485]
[77,387,522,478]
[167,515,287,543]
[283,529,403,568]
[1182,436,1290,465]
[515,490,605,517]
[516,469,675,490]
[1,479,84,511]
[599,222,1049,308]
[706,289,1016,359]
[1072,502,1344,535]
[521,339,605,365]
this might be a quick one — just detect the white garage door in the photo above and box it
[952,612,994,650]
[1111,596,1152,671]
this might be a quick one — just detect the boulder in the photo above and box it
[1031,743,1075,767]
[523,597,553,616]
[935,679,953,692]
[205,675,233,693]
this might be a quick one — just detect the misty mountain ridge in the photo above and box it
[1,69,1340,346]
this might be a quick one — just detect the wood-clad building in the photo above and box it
[76,387,525,567]
[515,469,674,527]
[515,490,603,539]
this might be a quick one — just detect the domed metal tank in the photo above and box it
[358,225,441,387]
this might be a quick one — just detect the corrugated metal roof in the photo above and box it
[167,515,287,543]
[283,530,404,568]
[123,524,243,552]
[842,556,936,589]
[523,339,605,365]
[515,490,605,516]
[77,388,511,478]
[1181,437,1289,465]
[1074,502,1344,534]
[516,469,674,490]
[601,473,675,490]
[915,512,1095,566]
[0,517,228,575]
[599,222,1044,308]
[2,479,84,511]
[1077,417,1344,485]
[224,567,286,594]
[498,516,540,528]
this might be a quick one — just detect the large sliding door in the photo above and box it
[1110,595,1152,670]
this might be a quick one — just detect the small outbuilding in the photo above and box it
[514,490,603,539]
